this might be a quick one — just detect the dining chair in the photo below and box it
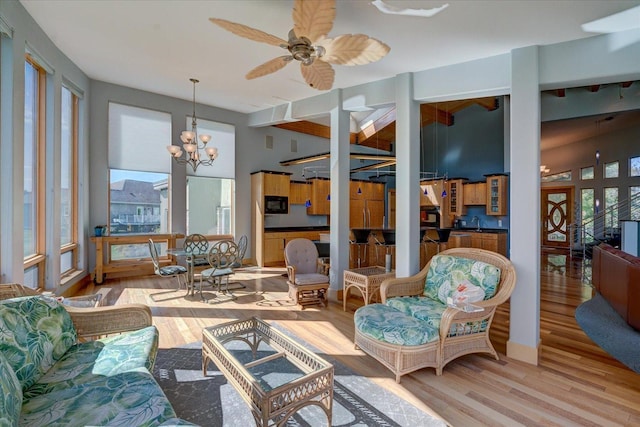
[184,233,210,272]
[198,240,240,300]
[148,239,188,291]
[232,235,248,268]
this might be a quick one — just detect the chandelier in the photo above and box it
[166,78,218,172]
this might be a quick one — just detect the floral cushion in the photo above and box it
[0,296,77,391]
[354,303,439,346]
[24,325,159,399]
[20,369,179,427]
[385,296,447,330]
[0,352,22,427]
[424,254,501,305]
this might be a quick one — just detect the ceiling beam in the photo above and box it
[589,85,600,93]
[273,121,357,144]
[420,104,454,127]
[621,81,633,88]
[556,88,566,97]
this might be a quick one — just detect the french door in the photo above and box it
[541,187,574,248]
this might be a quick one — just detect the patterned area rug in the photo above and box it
[152,325,447,427]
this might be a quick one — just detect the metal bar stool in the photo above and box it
[350,229,371,268]
[374,230,396,268]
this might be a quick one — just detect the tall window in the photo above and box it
[185,117,236,236]
[631,186,640,221]
[108,103,171,237]
[24,57,46,289]
[581,188,594,242]
[604,187,619,230]
[186,177,234,235]
[60,87,78,277]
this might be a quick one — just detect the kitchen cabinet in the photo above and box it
[447,179,467,217]
[261,230,324,266]
[263,234,286,265]
[486,175,508,216]
[463,182,487,205]
[419,180,444,207]
[289,181,310,205]
[263,172,290,197]
[307,178,330,215]
[464,231,507,256]
[349,181,385,229]
[350,199,384,229]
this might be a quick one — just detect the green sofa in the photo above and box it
[0,293,194,426]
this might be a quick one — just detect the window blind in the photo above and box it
[185,117,235,179]
[108,102,172,173]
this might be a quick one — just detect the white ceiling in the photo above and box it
[20,0,640,116]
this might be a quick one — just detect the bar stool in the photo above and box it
[425,228,452,254]
[374,230,396,268]
[350,229,371,268]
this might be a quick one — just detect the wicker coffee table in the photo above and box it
[343,266,396,311]
[202,317,334,426]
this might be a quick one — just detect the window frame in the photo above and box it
[60,87,79,278]
[24,55,46,289]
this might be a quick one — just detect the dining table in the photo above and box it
[166,247,209,292]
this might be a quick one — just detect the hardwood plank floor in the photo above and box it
[78,253,640,426]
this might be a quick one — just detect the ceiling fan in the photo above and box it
[209,0,390,91]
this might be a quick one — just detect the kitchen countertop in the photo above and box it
[264,226,330,233]
[452,228,509,234]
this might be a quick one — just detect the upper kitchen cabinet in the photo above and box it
[463,182,487,206]
[307,178,330,215]
[419,179,445,207]
[447,179,467,217]
[289,181,310,205]
[263,171,291,197]
[486,174,508,216]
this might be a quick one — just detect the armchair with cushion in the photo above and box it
[284,238,330,309]
[354,248,516,382]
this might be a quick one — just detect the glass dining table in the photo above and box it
[166,247,209,292]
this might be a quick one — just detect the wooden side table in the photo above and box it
[343,266,395,311]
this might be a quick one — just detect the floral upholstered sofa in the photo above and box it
[0,289,194,426]
[354,248,516,382]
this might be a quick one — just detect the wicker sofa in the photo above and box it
[354,248,516,382]
[0,284,194,426]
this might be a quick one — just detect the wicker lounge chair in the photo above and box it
[354,248,516,382]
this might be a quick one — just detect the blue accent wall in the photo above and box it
[421,99,505,181]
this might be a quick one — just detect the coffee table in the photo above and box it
[343,266,396,311]
[202,317,334,426]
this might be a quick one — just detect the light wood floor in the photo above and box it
[79,251,640,426]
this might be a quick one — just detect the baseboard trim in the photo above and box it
[506,339,541,365]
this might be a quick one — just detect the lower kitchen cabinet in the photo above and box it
[450,231,507,256]
[261,231,323,266]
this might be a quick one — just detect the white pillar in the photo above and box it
[395,73,421,277]
[328,89,350,300]
[508,46,541,365]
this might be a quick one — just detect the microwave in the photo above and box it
[265,195,288,214]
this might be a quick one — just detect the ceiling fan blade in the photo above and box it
[300,60,334,91]
[319,34,390,65]
[246,56,292,80]
[292,0,335,43]
[209,18,287,47]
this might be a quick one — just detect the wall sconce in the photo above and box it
[595,198,600,214]
[595,150,600,165]
[305,199,311,208]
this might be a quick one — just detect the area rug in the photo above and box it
[575,293,640,373]
[152,324,447,426]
